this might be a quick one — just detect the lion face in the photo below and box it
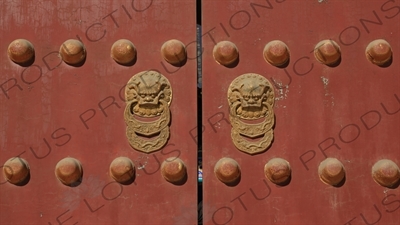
[228,74,274,120]
[125,71,172,117]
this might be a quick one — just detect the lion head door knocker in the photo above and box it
[227,73,275,154]
[124,70,172,153]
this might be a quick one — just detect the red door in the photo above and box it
[0,0,198,224]
[202,0,399,224]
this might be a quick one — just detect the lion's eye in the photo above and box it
[140,94,145,98]
[151,94,156,98]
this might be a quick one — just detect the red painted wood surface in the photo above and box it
[202,1,399,224]
[0,0,197,224]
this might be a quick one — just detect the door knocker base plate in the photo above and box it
[227,73,275,154]
[124,70,172,153]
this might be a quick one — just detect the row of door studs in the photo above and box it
[7,38,393,68]
[2,156,399,188]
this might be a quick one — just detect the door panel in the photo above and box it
[0,0,197,224]
[202,1,399,224]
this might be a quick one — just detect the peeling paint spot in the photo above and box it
[321,76,329,87]
[134,155,149,171]
[273,80,289,102]
[321,76,335,108]
[137,164,146,170]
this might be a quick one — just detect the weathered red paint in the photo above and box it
[202,0,399,224]
[0,0,197,224]
[2,0,400,224]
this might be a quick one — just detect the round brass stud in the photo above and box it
[214,157,241,185]
[109,157,135,184]
[213,41,239,67]
[3,157,30,185]
[59,39,86,66]
[365,39,392,66]
[314,40,341,66]
[161,39,187,66]
[372,159,400,188]
[7,39,35,65]
[263,40,290,67]
[161,157,187,184]
[264,158,291,185]
[111,39,137,65]
[318,158,345,186]
[55,157,82,186]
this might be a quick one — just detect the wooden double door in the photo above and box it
[1,0,399,224]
